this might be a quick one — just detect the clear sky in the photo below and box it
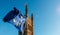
[0,0,60,35]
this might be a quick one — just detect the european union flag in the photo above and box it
[3,7,26,35]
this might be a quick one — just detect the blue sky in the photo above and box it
[0,0,60,35]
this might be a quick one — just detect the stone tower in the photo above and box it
[18,4,34,35]
[23,5,34,35]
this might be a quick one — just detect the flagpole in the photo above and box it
[18,31,20,35]
[18,31,22,35]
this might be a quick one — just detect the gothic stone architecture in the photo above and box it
[18,5,34,35]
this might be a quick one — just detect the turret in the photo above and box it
[31,13,34,35]
[25,4,28,17]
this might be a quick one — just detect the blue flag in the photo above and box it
[8,14,26,33]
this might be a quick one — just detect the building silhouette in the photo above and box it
[18,5,34,35]
[3,4,34,35]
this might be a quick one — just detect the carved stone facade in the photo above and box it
[23,5,34,35]
[18,5,34,35]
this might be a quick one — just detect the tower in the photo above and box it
[23,4,34,35]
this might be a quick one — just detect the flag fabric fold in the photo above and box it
[8,13,26,34]
[3,7,26,35]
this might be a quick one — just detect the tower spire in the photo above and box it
[31,13,33,21]
[31,13,34,35]
[25,4,28,17]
